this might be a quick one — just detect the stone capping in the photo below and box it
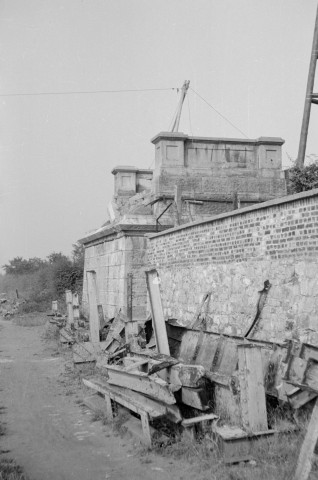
[151,131,285,146]
[79,223,170,245]
[147,188,318,240]
[111,165,153,175]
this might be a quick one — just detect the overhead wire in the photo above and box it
[189,86,249,138]
[0,87,178,98]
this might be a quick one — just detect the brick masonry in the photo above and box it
[148,188,318,344]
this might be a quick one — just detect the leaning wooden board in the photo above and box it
[102,365,178,404]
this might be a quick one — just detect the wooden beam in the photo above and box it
[146,270,170,355]
[293,397,318,480]
[182,413,218,427]
[104,365,177,404]
[86,271,100,344]
[238,344,268,432]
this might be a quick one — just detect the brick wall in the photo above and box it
[148,189,318,344]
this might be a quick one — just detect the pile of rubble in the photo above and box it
[0,294,24,318]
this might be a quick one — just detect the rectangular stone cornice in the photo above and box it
[79,222,170,245]
[147,188,318,239]
[151,132,188,144]
[151,132,285,146]
[78,225,118,245]
[111,166,153,175]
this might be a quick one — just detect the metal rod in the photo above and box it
[156,202,173,232]
[296,4,318,168]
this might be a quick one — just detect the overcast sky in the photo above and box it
[1,0,317,269]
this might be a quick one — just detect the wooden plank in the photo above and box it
[72,341,96,363]
[238,345,268,432]
[304,360,318,392]
[124,359,149,372]
[83,378,163,418]
[287,388,318,409]
[59,327,74,344]
[104,312,126,352]
[179,331,200,363]
[86,271,100,344]
[147,358,178,375]
[65,290,74,327]
[195,333,221,370]
[218,340,239,376]
[182,413,218,427]
[293,397,318,480]
[146,270,170,355]
[83,376,182,421]
[103,366,177,405]
[181,386,209,411]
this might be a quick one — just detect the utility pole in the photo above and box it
[296,4,318,168]
[171,80,190,132]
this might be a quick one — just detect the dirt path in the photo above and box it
[0,317,193,480]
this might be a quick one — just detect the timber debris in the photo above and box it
[55,280,318,473]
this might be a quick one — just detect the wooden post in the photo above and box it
[125,273,138,346]
[238,344,268,432]
[52,301,58,315]
[72,292,80,328]
[140,411,152,446]
[174,184,182,225]
[296,4,318,167]
[293,397,318,480]
[146,270,170,355]
[86,271,100,344]
[65,290,74,328]
[104,393,114,421]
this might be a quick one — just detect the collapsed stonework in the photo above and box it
[79,131,286,323]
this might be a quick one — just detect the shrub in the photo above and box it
[1,244,84,313]
[288,156,318,194]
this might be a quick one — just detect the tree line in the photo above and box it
[1,244,85,312]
